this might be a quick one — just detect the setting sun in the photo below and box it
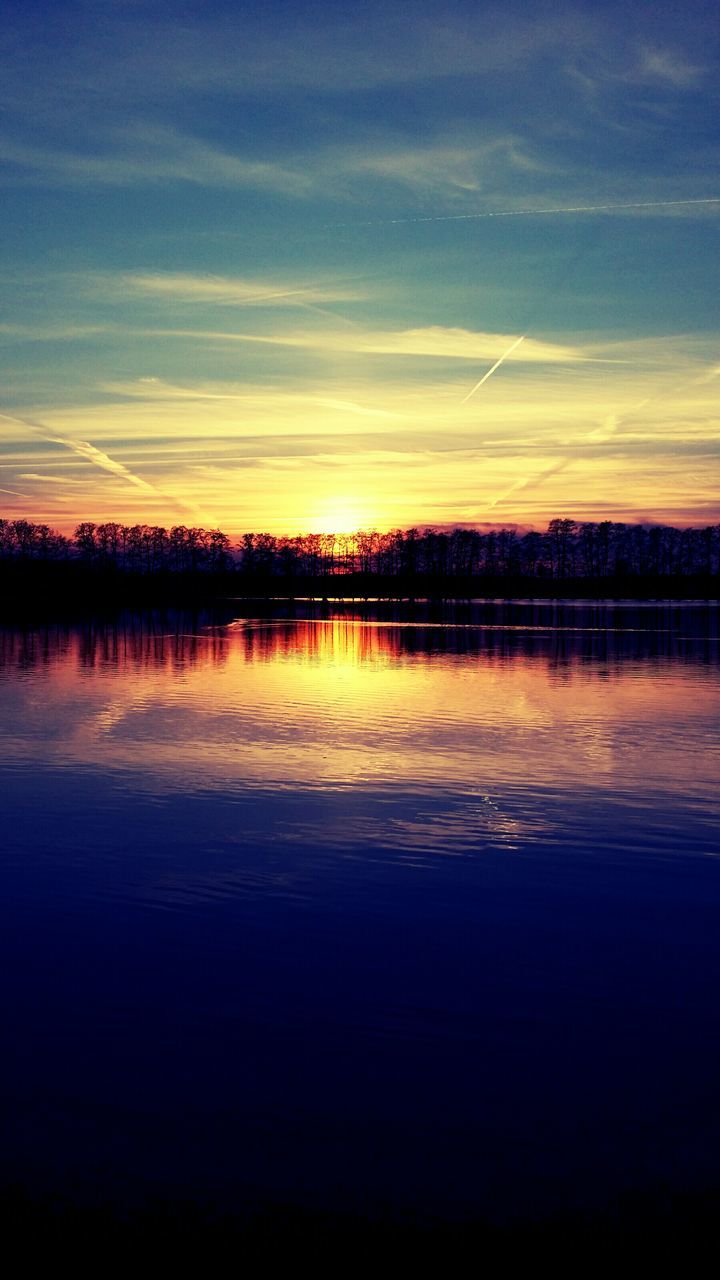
[308,497,378,536]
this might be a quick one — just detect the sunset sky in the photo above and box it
[1,0,718,535]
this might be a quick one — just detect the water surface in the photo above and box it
[2,602,719,1223]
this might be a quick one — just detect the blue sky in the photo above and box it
[1,0,718,532]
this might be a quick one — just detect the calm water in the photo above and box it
[2,601,719,1224]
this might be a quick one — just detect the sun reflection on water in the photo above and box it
[1,608,717,829]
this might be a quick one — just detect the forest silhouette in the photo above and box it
[1,515,718,614]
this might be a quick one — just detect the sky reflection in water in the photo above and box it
[1,603,719,1221]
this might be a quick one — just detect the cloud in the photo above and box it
[0,124,559,205]
[105,378,405,418]
[0,322,113,342]
[340,138,549,196]
[14,359,714,484]
[0,485,30,498]
[0,5,581,112]
[109,272,365,306]
[0,409,157,492]
[18,473,84,484]
[5,359,717,533]
[0,407,202,517]
[0,2,713,212]
[488,459,571,510]
[0,126,311,193]
[637,47,704,88]
[143,324,585,363]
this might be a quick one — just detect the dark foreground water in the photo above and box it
[1,600,719,1230]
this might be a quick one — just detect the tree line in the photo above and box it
[1,515,719,585]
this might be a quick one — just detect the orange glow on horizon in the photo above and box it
[2,340,718,537]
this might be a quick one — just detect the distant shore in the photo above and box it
[1,562,718,622]
[2,516,718,618]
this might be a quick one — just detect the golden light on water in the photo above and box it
[8,614,710,805]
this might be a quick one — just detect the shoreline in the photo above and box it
[1,569,719,623]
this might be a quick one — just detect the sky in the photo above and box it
[1,0,718,535]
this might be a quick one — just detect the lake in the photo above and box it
[1,600,719,1229]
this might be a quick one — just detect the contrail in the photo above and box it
[489,460,569,510]
[461,335,525,402]
[0,408,201,518]
[0,485,31,499]
[0,409,157,493]
[338,196,720,230]
[487,357,720,511]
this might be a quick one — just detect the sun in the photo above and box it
[307,497,376,535]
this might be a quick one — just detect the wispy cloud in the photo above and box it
[0,1,714,224]
[144,325,585,363]
[637,46,705,88]
[21,338,718,451]
[0,322,113,342]
[488,459,571,510]
[0,409,158,493]
[0,127,310,193]
[18,472,84,484]
[5,349,717,532]
[0,485,31,499]
[340,138,548,196]
[485,350,720,511]
[106,379,405,418]
[109,272,365,307]
[0,6,581,111]
[0,408,201,517]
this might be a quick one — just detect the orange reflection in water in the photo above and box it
[1,609,717,823]
[2,602,715,675]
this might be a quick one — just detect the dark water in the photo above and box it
[1,601,719,1225]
